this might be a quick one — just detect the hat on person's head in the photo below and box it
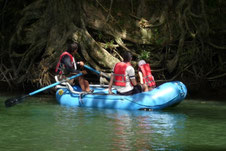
[138,60,146,66]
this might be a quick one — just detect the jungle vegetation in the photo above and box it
[0,0,225,98]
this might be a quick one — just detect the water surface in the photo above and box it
[0,95,226,151]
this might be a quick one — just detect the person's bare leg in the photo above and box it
[143,84,148,92]
[148,86,155,91]
[84,80,90,92]
[78,77,90,92]
[78,77,86,91]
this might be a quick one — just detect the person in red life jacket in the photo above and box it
[55,42,92,92]
[138,60,156,92]
[108,52,142,95]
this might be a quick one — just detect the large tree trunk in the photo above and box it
[0,0,225,95]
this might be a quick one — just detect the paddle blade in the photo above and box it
[5,95,28,107]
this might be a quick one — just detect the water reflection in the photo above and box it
[96,109,187,151]
[52,107,187,150]
[2,96,226,151]
[2,97,226,151]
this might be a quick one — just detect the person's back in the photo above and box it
[55,42,92,92]
[56,51,79,75]
[112,61,135,94]
[138,60,156,91]
[108,52,142,95]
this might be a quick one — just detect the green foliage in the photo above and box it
[104,40,115,49]
[98,32,103,41]
[151,28,164,46]
[138,50,150,61]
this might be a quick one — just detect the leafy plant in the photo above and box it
[105,40,115,49]
[138,50,151,60]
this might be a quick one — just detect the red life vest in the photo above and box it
[55,52,76,75]
[113,62,131,87]
[139,63,156,87]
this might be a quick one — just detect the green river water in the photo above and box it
[0,95,226,151]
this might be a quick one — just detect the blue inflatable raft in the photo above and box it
[56,81,187,110]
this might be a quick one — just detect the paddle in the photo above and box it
[5,73,83,107]
[84,65,110,80]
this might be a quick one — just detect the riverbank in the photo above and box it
[185,81,226,101]
[187,88,226,101]
[1,81,226,101]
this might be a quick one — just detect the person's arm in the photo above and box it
[138,71,143,84]
[130,78,137,86]
[128,66,137,86]
[62,55,80,74]
[77,61,84,66]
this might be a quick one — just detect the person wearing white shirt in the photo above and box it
[108,52,142,95]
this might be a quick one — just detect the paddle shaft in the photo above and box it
[84,65,110,80]
[29,73,82,96]
[5,73,83,107]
